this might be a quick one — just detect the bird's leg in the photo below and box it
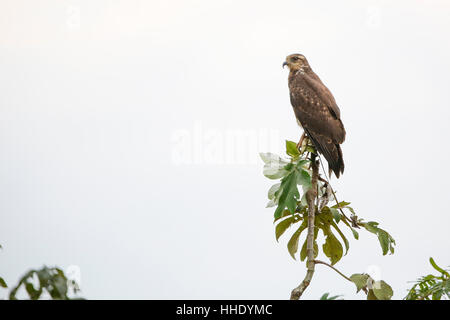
[296,132,305,151]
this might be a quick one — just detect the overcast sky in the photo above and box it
[1,0,450,299]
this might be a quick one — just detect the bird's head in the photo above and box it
[283,54,310,72]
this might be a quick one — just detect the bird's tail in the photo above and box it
[327,144,344,178]
[306,131,344,178]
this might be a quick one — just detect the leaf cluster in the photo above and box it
[261,140,396,265]
[7,266,81,300]
[404,257,450,300]
[349,273,393,300]
[319,292,343,300]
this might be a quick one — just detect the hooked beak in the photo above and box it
[282,61,288,68]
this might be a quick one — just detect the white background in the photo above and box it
[1,0,449,299]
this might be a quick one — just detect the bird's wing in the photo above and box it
[289,75,345,144]
[303,73,342,120]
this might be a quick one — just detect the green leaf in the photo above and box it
[362,221,395,256]
[53,275,68,298]
[275,216,295,241]
[364,221,379,230]
[350,273,370,293]
[330,208,341,223]
[274,169,300,218]
[300,240,307,261]
[273,209,292,223]
[367,289,378,300]
[346,206,356,215]
[266,183,282,208]
[286,140,300,158]
[263,165,288,180]
[25,282,41,300]
[0,277,7,288]
[432,291,442,300]
[429,257,450,277]
[260,153,289,180]
[296,159,309,168]
[351,228,359,240]
[266,200,276,208]
[305,145,316,154]
[259,152,281,164]
[297,169,312,190]
[320,292,342,300]
[377,230,390,255]
[320,292,329,300]
[37,268,51,287]
[287,220,307,259]
[330,221,349,254]
[372,280,394,300]
[316,210,344,264]
[331,201,351,209]
[268,183,281,201]
[322,232,343,265]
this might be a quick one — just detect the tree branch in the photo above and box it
[290,153,319,300]
[313,260,352,282]
[314,259,368,294]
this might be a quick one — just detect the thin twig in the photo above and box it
[317,155,357,228]
[318,176,328,185]
[314,260,368,294]
[290,153,319,300]
[313,260,352,282]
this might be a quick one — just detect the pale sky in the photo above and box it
[1,0,449,299]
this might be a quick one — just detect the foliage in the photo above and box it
[349,273,393,300]
[404,257,450,300]
[4,266,81,300]
[262,140,450,300]
[261,139,399,300]
[319,292,343,300]
[0,277,7,289]
[261,140,396,266]
[0,244,82,300]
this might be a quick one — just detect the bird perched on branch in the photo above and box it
[283,54,346,178]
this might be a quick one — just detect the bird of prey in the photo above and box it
[283,54,346,178]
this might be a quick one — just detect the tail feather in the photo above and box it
[304,130,344,178]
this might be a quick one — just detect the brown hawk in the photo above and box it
[283,54,346,178]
